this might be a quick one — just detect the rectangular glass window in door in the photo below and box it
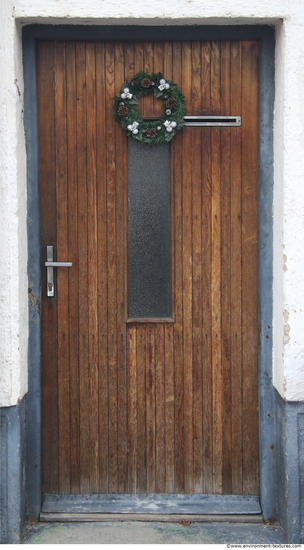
[127,138,172,320]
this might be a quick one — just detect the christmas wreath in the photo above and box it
[114,72,186,144]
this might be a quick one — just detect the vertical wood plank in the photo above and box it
[133,41,143,118]
[211,40,222,495]
[191,40,202,116]
[201,41,213,494]
[127,325,137,493]
[165,325,175,493]
[54,41,70,494]
[86,42,99,493]
[241,40,259,495]
[123,41,133,332]
[96,41,109,494]
[116,41,128,494]
[143,42,154,118]
[164,41,174,495]
[38,41,59,494]
[153,42,164,119]
[76,41,90,494]
[124,42,134,81]
[124,42,135,495]
[66,40,80,494]
[124,39,134,320]
[230,40,243,495]
[164,41,175,324]
[134,43,144,88]
[155,324,165,493]
[131,41,144,494]
[191,40,203,494]
[137,324,147,493]
[220,41,232,495]
[105,41,118,494]
[172,41,184,494]
[182,41,193,494]
[146,324,156,493]
[201,41,211,114]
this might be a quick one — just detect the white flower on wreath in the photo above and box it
[127,121,139,135]
[121,87,133,99]
[158,78,170,91]
[164,120,177,133]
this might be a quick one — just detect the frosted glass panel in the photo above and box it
[128,139,171,319]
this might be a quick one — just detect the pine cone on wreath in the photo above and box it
[147,128,156,138]
[166,98,177,111]
[141,78,151,88]
[118,105,129,117]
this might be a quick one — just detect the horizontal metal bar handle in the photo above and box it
[46,246,72,297]
[45,261,73,267]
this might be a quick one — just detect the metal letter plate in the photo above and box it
[184,115,241,127]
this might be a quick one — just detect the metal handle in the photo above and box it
[45,261,73,267]
[45,246,72,297]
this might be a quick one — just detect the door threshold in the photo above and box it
[41,494,262,522]
[40,512,263,523]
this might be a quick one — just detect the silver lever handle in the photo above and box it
[45,261,73,267]
[45,246,72,297]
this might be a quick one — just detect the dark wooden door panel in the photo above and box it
[38,39,259,496]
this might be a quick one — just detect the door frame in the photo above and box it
[23,24,275,521]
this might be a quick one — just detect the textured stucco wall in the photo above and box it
[14,0,289,24]
[1,0,304,404]
[273,12,304,401]
[0,0,28,407]
[281,18,304,401]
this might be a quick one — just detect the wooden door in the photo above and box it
[38,39,259,496]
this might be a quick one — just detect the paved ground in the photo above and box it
[23,520,286,544]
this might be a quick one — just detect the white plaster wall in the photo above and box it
[1,0,304,404]
[273,9,304,401]
[0,0,28,407]
[14,0,289,25]
[273,20,285,397]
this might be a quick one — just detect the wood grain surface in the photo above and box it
[38,40,259,495]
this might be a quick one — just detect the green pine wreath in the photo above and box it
[114,72,186,145]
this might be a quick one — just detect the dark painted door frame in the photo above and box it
[23,23,275,521]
